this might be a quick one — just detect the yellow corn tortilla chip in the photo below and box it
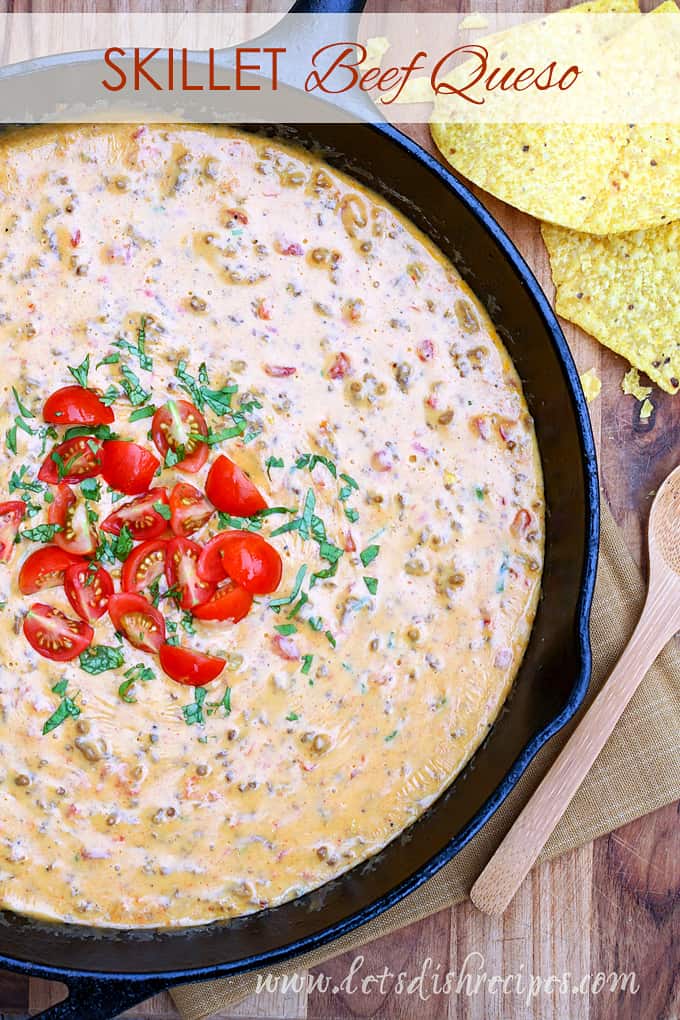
[360,37,390,73]
[542,220,680,394]
[580,368,602,402]
[430,0,680,234]
[459,13,490,30]
[621,367,652,400]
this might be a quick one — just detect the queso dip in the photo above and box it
[0,125,544,928]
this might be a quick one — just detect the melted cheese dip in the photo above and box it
[0,125,544,928]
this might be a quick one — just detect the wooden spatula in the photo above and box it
[470,463,680,917]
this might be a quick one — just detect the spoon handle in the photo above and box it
[469,590,678,917]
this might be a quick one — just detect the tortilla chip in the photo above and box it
[430,0,680,234]
[542,220,680,394]
[580,368,602,402]
[459,13,490,30]
[382,76,435,105]
[621,367,652,400]
[360,37,390,73]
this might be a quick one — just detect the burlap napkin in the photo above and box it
[172,501,680,1020]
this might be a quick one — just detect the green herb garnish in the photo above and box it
[301,654,313,675]
[43,692,81,734]
[80,477,101,501]
[266,455,284,479]
[21,523,62,543]
[360,544,380,568]
[119,365,151,407]
[183,687,207,726]
[80,645,125,674]
[12,387,34,419]
[363,576,378,595]
[269,564,307,611]
[68,354,90,388]
[129,404,156,423]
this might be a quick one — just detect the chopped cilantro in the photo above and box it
[183,687,207,726]
[68,354,90,388]
[266,455,284,479]
[207,686,232,717]
[301,654,313,675]
[295,453,337,478]
[119,365,151,407]
[114,525,134,561]
[97,352,120,368]
[275,623,297,636]
[63,424,116,442]
[12,387,34,419]
[6,426,18,455]
[113,323,152,371]
[129,404,156,423]
[80,645,125,674]
[80,477,101,501]
[153,500,171,520]
[344,507,359,523]
[100,385,119,407]
[180,612,196,635]
[269,564,307,611]
[9,466,42,495]
[285,712,299,722]
[118,679,137,703]
[325,630,337,648]
[125,663,155,684]
[360,544,380,568]
[43,694,81,735]
[52,678,69,696]
[475,485,485,501]
[340,472,358,490]
[363,576,378,595]
[385,729,398,742]
[21,523,62,543]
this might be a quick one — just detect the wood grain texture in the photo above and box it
[0,3,677,1019]
[471,468,680,917]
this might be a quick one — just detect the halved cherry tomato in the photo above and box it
[108,592,165,653]
[165,537,215,610]
[192,580,253,622]
[101,488,169,540]
[196,530,243,582]
[48,484,97,556]
[24,603,93,662]
[198,530,282,594]
[151,400,208,474]
[100,440,160,496]
[205,455,267,516]
[43,385,114,426]
[0,501,26,563]
[169,482,214,538]
[159,643,225,686]
[18,546,84,594]
[121,539,167,595]
[64,562,114,623]
[38,436,103,485]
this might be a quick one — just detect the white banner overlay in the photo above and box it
[0,11,677,123]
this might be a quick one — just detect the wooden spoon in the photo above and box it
[470,463,680,917]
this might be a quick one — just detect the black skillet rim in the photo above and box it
[0,119,599,988]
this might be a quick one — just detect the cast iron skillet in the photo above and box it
[0,2,599,1016]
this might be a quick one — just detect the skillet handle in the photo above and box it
[227,0,379,122]
[31,975,169,1020]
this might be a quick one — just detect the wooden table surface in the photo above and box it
[0,4,678,1018]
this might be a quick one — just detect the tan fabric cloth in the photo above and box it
[172,502,680,1020]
